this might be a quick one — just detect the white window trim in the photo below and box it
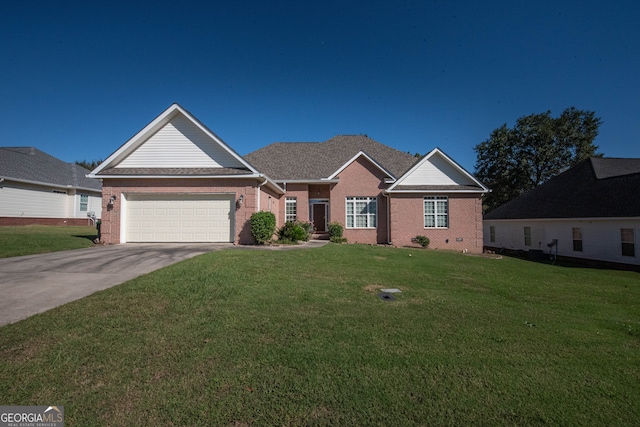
[621,228,635,257]
[285,197,297,223]
[80,194,89,212]
[524,226,532,247]
[424,196,448,229]
[346,196,377,229]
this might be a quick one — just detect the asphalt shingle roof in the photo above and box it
[484,157,640,220]
[244,135,419,181]
[98,167,251,176]
[0,147,101,191]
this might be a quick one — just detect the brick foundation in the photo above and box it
[0,217,96,227]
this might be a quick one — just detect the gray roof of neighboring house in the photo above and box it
[0,147,102,192]
[484,157,640,220]
[244,135,419,181]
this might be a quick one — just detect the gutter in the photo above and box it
[276,179,340,185]
[1,177,100,193]
[386,189,489,194]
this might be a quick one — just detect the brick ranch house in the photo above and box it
[89,104,488,251]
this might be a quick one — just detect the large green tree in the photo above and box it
[474,107,602,212]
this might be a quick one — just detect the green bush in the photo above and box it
[415,235,430,248]
[250,211,276,244]
[297,221,314,241]
[278,221,306,243]
[328,221,347,243]
[278,221,314,243]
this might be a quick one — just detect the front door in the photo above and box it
[312,203,327,232]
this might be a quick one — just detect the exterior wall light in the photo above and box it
[107,195,116,211]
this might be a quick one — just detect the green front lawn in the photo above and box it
[0,244,638,425]
[0,225,98,258]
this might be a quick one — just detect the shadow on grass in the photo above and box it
[496,249,640,273]
[74,234,98,242]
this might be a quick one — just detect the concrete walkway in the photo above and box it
[0,240,328,327]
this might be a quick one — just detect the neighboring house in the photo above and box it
[0,147,102,226]
[483,157,640,269]
[89,104,488,251]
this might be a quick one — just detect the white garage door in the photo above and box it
[126,194,233,242]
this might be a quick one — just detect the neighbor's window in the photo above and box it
[424,196,448,228]
[524,227,532,246]
[621,228,635,257]
[572,227,583,252]
[346,196,377,228]
[80,194,88,212]
[489,225,496,243]
[285,197,297,222]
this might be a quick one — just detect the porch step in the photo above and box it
[312,233,330,240]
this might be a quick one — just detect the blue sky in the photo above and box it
[1,0,638,172]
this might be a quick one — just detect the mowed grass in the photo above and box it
[0,244,638,426]
[0,225,97,258]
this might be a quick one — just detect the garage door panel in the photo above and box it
[126,194,233,242]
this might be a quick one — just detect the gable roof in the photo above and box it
[388,147,488,193]
[244,135,418,181]
[0,147,101,192]
[484,157,640,220]
[327,151,396,181]
[89,103,257,177]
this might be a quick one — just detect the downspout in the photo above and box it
[257,178,268,212]
[382,192,391,244]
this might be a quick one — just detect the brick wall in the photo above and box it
[331,156,389,245]
[389,193,484,253]
[0,217,96,226]
[281,183,310,225]
[100,178,261,245]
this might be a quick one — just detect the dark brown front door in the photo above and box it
[312,203,326,232]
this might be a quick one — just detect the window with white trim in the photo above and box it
[524,226,532,246]
[285,197,297,222]
[621,228,635,257]
[346,197,377,228]
[572,227,583,252]
[80,194,88,212]
[424,196,448,228]
[489,225,496,243]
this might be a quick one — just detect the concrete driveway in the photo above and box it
[0,243,230,326]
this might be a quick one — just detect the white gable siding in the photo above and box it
[116,114,245,169]
[484,218,640,266]
[401,153,476,186]
[0,182,70,218]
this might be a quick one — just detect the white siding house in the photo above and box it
[484,157,640,269]
[0,147,102,226]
